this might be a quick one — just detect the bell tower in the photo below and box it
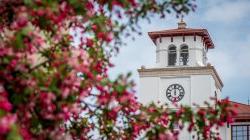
[138,20,223,108]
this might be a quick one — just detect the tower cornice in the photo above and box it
[138,65,223,91]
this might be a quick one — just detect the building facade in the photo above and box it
[137,20,250,140]
[220,101,250,140]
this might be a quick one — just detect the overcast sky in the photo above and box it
[109,0,250,104]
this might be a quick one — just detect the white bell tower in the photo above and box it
[138,20,223,108]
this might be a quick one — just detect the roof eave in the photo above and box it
[148,29,215,49]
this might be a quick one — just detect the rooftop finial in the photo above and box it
[178,17,186,29]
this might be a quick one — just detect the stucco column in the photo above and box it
[176,48,180,66]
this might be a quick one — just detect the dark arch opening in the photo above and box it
[180,45,189,65]
[168,46,177,66]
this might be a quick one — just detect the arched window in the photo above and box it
[180,45,189,65]
[168,45,177,66]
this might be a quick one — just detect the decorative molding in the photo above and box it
[189,48,203,51]
[157,48,202,53]
[138,66,223,91]
[156,49,168,52]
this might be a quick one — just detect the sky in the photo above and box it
[108,0,250,104]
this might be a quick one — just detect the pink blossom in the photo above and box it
[39,92,56,105]
[86,38,94,47]
[0,114,17,135]
[17,16,28,28]
[61,105,71,120]
[91,24,98,31]
[36,9,45,16]
[20,128,32,140]
[159,132,176,140]
[62,88,70,99]
[86,1,94,10]
[98,93,109,105]
[0,99,12,112]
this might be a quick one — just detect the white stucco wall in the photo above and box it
[155,36,207,67]
[138,74,218,108]
[138,77,159,104]
[220,125,230,140]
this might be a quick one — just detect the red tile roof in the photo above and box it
[148,28,215,49]
[229,101,250,121]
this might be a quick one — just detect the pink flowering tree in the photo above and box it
[0,0,236,140]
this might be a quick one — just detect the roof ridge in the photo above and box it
[229,100,250,106]
[148,28,205,33]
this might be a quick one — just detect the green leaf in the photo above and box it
[115,85,124,93]
[7,125,22,140]
[24,0,34,6]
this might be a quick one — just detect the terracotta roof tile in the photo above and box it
[229,101,250,121]
[148,28,214,49]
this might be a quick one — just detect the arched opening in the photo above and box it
[168,45,177,66]
[180,45,189,65]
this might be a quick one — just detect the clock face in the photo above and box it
[166,84,185,102]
